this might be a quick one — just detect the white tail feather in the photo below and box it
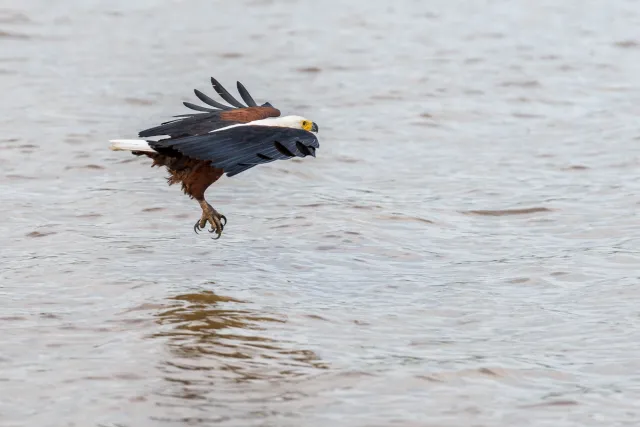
[109,139,157,153]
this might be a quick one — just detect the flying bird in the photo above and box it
[109,76,320,239]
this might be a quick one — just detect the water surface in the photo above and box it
[2,0,640,426]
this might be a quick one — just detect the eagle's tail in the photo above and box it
[109,139,157,153]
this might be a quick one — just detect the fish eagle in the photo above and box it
[109,76,320,239]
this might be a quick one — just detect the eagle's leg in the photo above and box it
[194,200,227,238]
[182,163,226,239]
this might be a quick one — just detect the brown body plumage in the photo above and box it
[148,154,223,201]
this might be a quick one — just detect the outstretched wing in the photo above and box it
[149,126,319,177]
[138,77,280,139]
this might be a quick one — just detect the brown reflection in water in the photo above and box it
[152,291,327,389]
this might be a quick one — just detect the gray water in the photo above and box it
[2,0,640,426]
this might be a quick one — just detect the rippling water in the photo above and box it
[2,0,640,425]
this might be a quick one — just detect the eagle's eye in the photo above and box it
[301,120,312,131]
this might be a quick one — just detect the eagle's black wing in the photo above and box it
[138,77,280,139]
[149,126,319,177]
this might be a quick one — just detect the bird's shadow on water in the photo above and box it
[147,289,328,414]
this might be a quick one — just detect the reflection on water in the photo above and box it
[154,291,327,384]
[148,291,329,423]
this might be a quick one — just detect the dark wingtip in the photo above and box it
[295,141,313,157]
[274,141,295,158]
[183,101,216,112]
[210,77,245,108]
[193,89,233,110]
[236,81,258,107]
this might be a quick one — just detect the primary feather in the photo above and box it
[210,77,245,108]
[236,81,257,107]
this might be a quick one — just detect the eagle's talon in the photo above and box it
[195,203,226,239]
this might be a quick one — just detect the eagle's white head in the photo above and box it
[283,115,319,133]
[255,115,319,133]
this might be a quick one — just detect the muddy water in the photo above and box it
[2,0,640,426]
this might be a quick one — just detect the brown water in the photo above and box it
[2,0,640,426]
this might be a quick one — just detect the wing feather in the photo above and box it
[210,77,245,108]
[149,126,319,177]
[194,89,233,110]
[236,81,257,107]
[182,101,216,112]
[139,113,242,138]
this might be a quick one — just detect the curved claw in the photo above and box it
[193,220,201,234]
[208,215,223,236]
[220,215,227,227]
[207,221,224,233]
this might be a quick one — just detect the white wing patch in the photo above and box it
[209,115,307,134]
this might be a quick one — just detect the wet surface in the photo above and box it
[1,0,640,426]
